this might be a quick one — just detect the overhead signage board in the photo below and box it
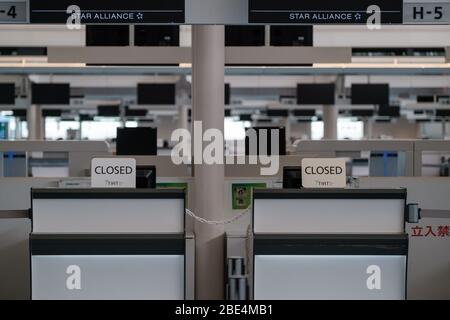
[301,158,347,189]
[91,158,136,188]
[29,0,185,24]
[403,1,450,24]
[0,1,27,23]
[248,0,403,24]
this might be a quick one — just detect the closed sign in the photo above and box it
[91,158,136,188]
[302,158,347,188]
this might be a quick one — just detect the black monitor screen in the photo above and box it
[245,127,286,156]
[350,109,375,117]
[125,107,147,117]
[32,83,70,105]
[297,84,335,105]
[116,127,157,156]
[137,83,176,105]
[97,105,120,117]
[266,109,289,117]
[42,109,62,117]
[136,165,157,189]
[225,83,230,105]
[13,109,26,117]
[240,114,252,122]
[293,109,316,117]
[225,26,265,46]
[86,25,129,46]
[270,26,313,46]
[135,26,179,46]
[436,109,450,117]
[417,95,435,103]
[378,106,400,117]
[352,84,390,105]
[283,166,302,189]
[79,114,94,121]
[0,83,15,105]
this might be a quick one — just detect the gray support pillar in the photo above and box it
[27,104,43,140]
[443,118,448,138]
[14,117,22,139]
[323,105,338,140]
[282,117,291,146]
[364,119,373,139]
[179,105,190,131]
[192,25,225,300]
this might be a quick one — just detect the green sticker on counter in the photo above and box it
[232,183,267,210]
[157,182,189,206]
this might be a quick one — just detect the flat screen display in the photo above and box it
[297,84,335,105]
[270,26,313,46]
[116,127,157,156]
[42,109,62,117]
[135,26,180,46]
[0,83,15,105]
[137,84,176,105]
[352,84,390,105]
[97,105,120,117]
[378,106,400,117]
[32,83,70,105]
[225,26,265,46]
[86,25,130,46]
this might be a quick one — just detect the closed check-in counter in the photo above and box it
[252,189,409,300]
[30,189,186,300]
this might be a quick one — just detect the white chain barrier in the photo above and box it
[185,208,251,225]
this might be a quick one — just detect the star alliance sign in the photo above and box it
[289,11,364,22]
[75,11,144,22]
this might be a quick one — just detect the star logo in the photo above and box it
[136,13,143,20]
[355,13,362,20]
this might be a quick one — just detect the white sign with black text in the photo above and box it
[301,158,347,188]
[91,158,136,188]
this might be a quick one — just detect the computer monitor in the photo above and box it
[0,83,15,105]
[297,84,335,105]
[417,95,435,103]
[116,127,157,156]
[134,26,179,46]
[225,83,231,105]
[137,83,176,105]
[350,109,375,117]
[97,105,120,117]
[245,127,286,156]
[136,165,156,189]
[225,26,265,46]
[86,25,129,46]
[125,107,147,117]
[266,109,289,117]
[42,109,62,117]
[79,114,94,122]
[283,166,302,189]
[351,84,390,105]
[270,26,313,46]
[293,109,316,117]
[12,109,26,118]
[32,83,70,105]
[240,114,252,122]
[436,109,450,117]
[378,106,400,118]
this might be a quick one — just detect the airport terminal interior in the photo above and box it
[1,0,450,301]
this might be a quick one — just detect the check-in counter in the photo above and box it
[30,188,186,300]
[252,189,409,300]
